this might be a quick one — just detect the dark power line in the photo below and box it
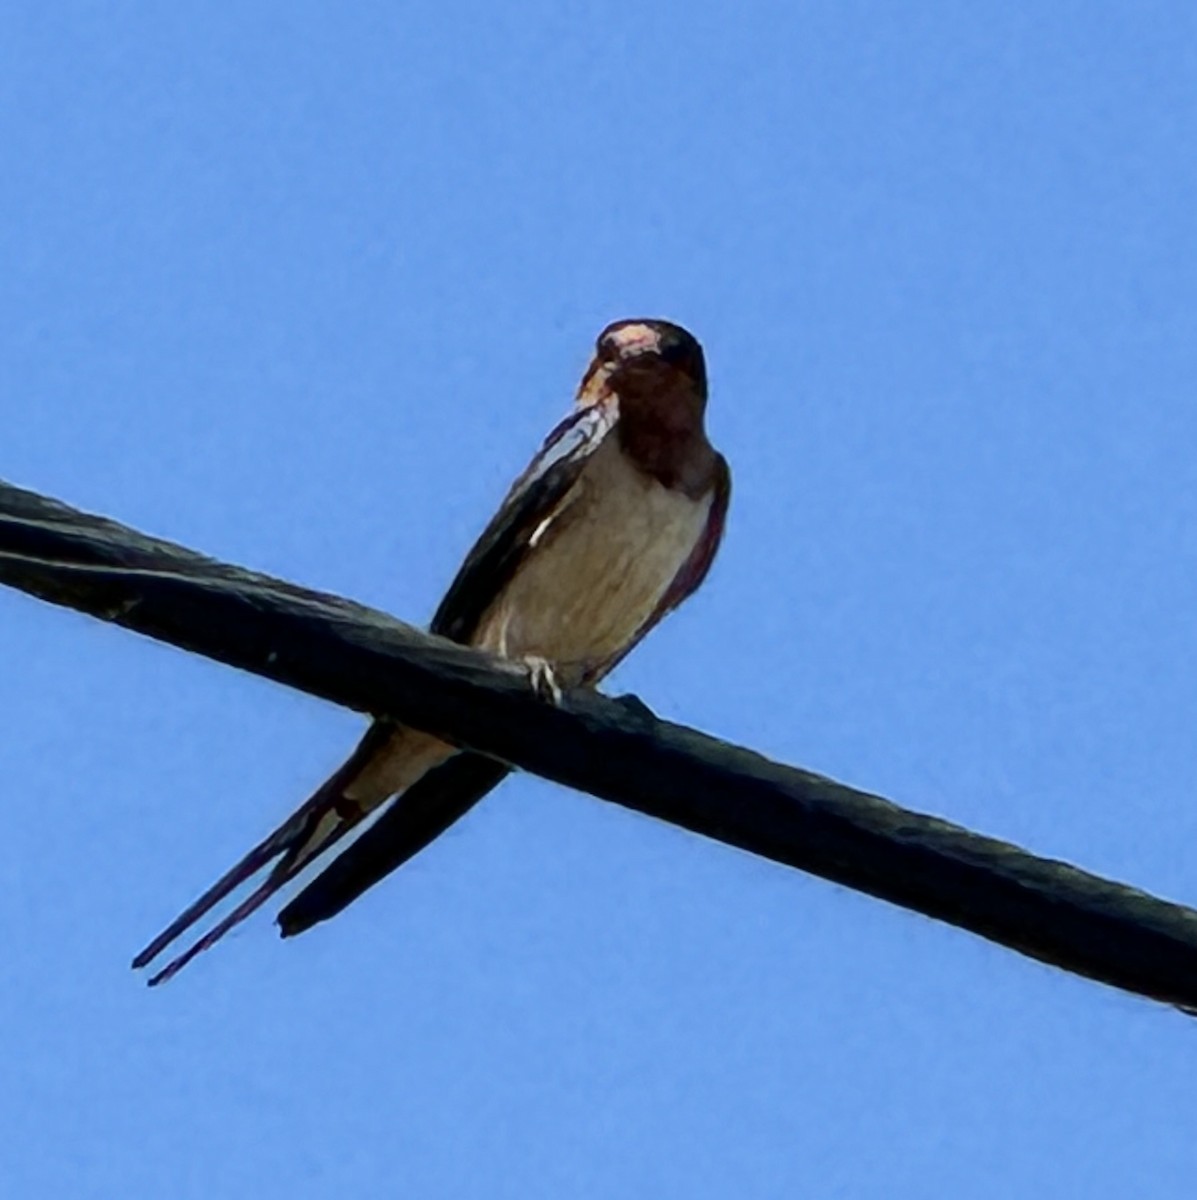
[3,477,1197,1011]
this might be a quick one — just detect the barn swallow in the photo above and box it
[133,318,731,984]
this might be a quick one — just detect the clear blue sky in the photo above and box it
[3,3,1196,1196]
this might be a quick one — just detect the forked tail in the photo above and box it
[132,720,414,985]
[132,781,362,985]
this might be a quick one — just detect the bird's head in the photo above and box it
[576,319,707,411]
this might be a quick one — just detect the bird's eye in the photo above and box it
[658,339,691,370]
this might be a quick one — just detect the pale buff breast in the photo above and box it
[341,437,711,810]
[471,435,712,685]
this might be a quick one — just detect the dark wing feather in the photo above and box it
[277,755,511,936]
[431,402,616,641]
[273,403,617,937]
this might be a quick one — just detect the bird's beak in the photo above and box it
[576,359,616,407]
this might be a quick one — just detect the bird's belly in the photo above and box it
[472,443,710,684]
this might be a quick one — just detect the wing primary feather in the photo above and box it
[430,401,615,641]
[277,755,510,937]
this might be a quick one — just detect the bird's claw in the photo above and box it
[524,656,563,706]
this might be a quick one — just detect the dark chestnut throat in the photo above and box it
[614,370,716,499]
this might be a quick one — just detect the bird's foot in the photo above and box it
[523,656,563,706]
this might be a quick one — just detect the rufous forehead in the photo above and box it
[606,323,661,355]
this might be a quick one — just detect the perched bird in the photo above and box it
[134,318,731,984]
